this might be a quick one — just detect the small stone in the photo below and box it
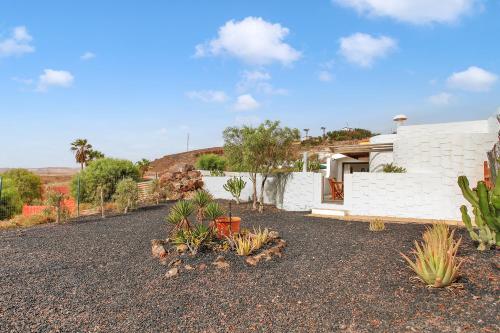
[176,244,188,253]
[245,257,258,266]
[169,258,182,267]
[213,256,229,269]
[165,267,178,278]
[151,239,167,258]
[339,324,347,330]
[198,263,207,271]
[184,264,194,270]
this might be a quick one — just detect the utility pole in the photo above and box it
[186,133,190,152]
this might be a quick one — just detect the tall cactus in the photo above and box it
[458,176,500,250]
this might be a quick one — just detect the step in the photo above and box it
[311,207,348,217]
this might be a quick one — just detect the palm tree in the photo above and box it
[303,128,310,140]
[136,158,151,178]
[321,127,326,138]
[70,139,92,170]
[87,150,105,165]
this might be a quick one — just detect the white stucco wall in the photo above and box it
[347,117,499,221]
[202,172,317,211]
[369,134,395,172]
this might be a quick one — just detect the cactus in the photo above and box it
[223,176,247,204]
[458,175,500,250]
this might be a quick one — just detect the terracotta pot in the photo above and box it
[215,217,241,238]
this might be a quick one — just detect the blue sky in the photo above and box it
[1,0,499,167]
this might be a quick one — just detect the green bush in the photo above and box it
[113,178,139,213]
[1,168,42,204]
[0,178,23,220]
[195,154,226,173]
[382,163,406,173]
[326,128,373,142]
[70,158,140,203]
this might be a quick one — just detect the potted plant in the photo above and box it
[205,202,241,238]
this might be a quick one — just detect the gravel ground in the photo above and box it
[0,202,498,333]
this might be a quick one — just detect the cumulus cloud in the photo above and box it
[318,71,333,82]
[186,90,228,103]
[80,51,96,60]
[195,17,301,66]
[447,66,497,92]
[36,69,74,92]
[428,92,453,106]
[234,94,260,111]
[333,0,478,24]
[339,33,396,68]
[0,26,35,57]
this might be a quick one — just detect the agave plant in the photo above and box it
[251,227,270,250]
[173,224,212,255]
[166,200,195,233]
[192,190,213,222]
[231,234,254,256]
[401,224,463,288]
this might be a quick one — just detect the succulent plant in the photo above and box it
[192,190,213,222]
[251,227,270,250]
[204,202,225,222]
[223,177,247,204]
[401,224,463,288]
[458,176,500,250]
[166,200,194,232]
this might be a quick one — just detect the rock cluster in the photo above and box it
[159,163,204,200]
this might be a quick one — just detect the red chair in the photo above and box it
[328,178,344,201]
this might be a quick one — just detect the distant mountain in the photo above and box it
[0,167,79,175]
[149,147,223,174]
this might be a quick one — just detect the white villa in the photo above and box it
[203,115,499,222]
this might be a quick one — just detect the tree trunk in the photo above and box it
[100,187,105,218]
[258,175,268,213]
[251,173,257,210]
[56,203,61,223]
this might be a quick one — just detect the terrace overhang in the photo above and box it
[328,143,393,159]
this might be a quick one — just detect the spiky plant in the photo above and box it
[232,234,254,256]
[204,202,225,224]
[192,190,213,222]
[166,200,194,233]
[251,227,270,250]
[401,224,463,288]
[369,219,385,231]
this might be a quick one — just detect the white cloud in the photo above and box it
[339,33,396,68]
[237,70,287,95]
[318,71,333,82]
[36,69,74,92]
[186,90,228,103]
[428,92,453,106]
[234,94,260,111]
[447,66,497,92]
[195,17,301,66]
[0,26,34,57]
[333,0,479,24]
[12,77,34,85]
[80,51,96,60]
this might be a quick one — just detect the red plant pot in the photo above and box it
[215,217,241,238]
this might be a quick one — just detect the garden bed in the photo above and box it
[0,201,498,332]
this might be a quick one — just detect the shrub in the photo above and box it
[223,177,247,204]
[326,128,373,142]
[294,159,322,172]
[70,158,140,203]
[45,189,68,223]
[149,179,170,204]
[382,163,406,173]
[204,202,225,225]
[173,224,212,255]
[192,190,212,222]
[0,214,54,230]
[166,200,195,232]
[401,224,462,288]
[113,178,139,213]
[0,178,23,220]
[369,219,385,231]
[196,154,226,174]
[1,168,42,204]
[229,234,254,256]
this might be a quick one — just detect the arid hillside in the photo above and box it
[149,147,223,174]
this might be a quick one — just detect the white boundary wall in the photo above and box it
[202,172,318,211]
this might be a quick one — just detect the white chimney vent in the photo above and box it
[393,114,408,126]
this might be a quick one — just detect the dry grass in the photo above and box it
[369,219,385,231]
[0,214,55,230]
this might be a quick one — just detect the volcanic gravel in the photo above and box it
[0,202,498,333]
